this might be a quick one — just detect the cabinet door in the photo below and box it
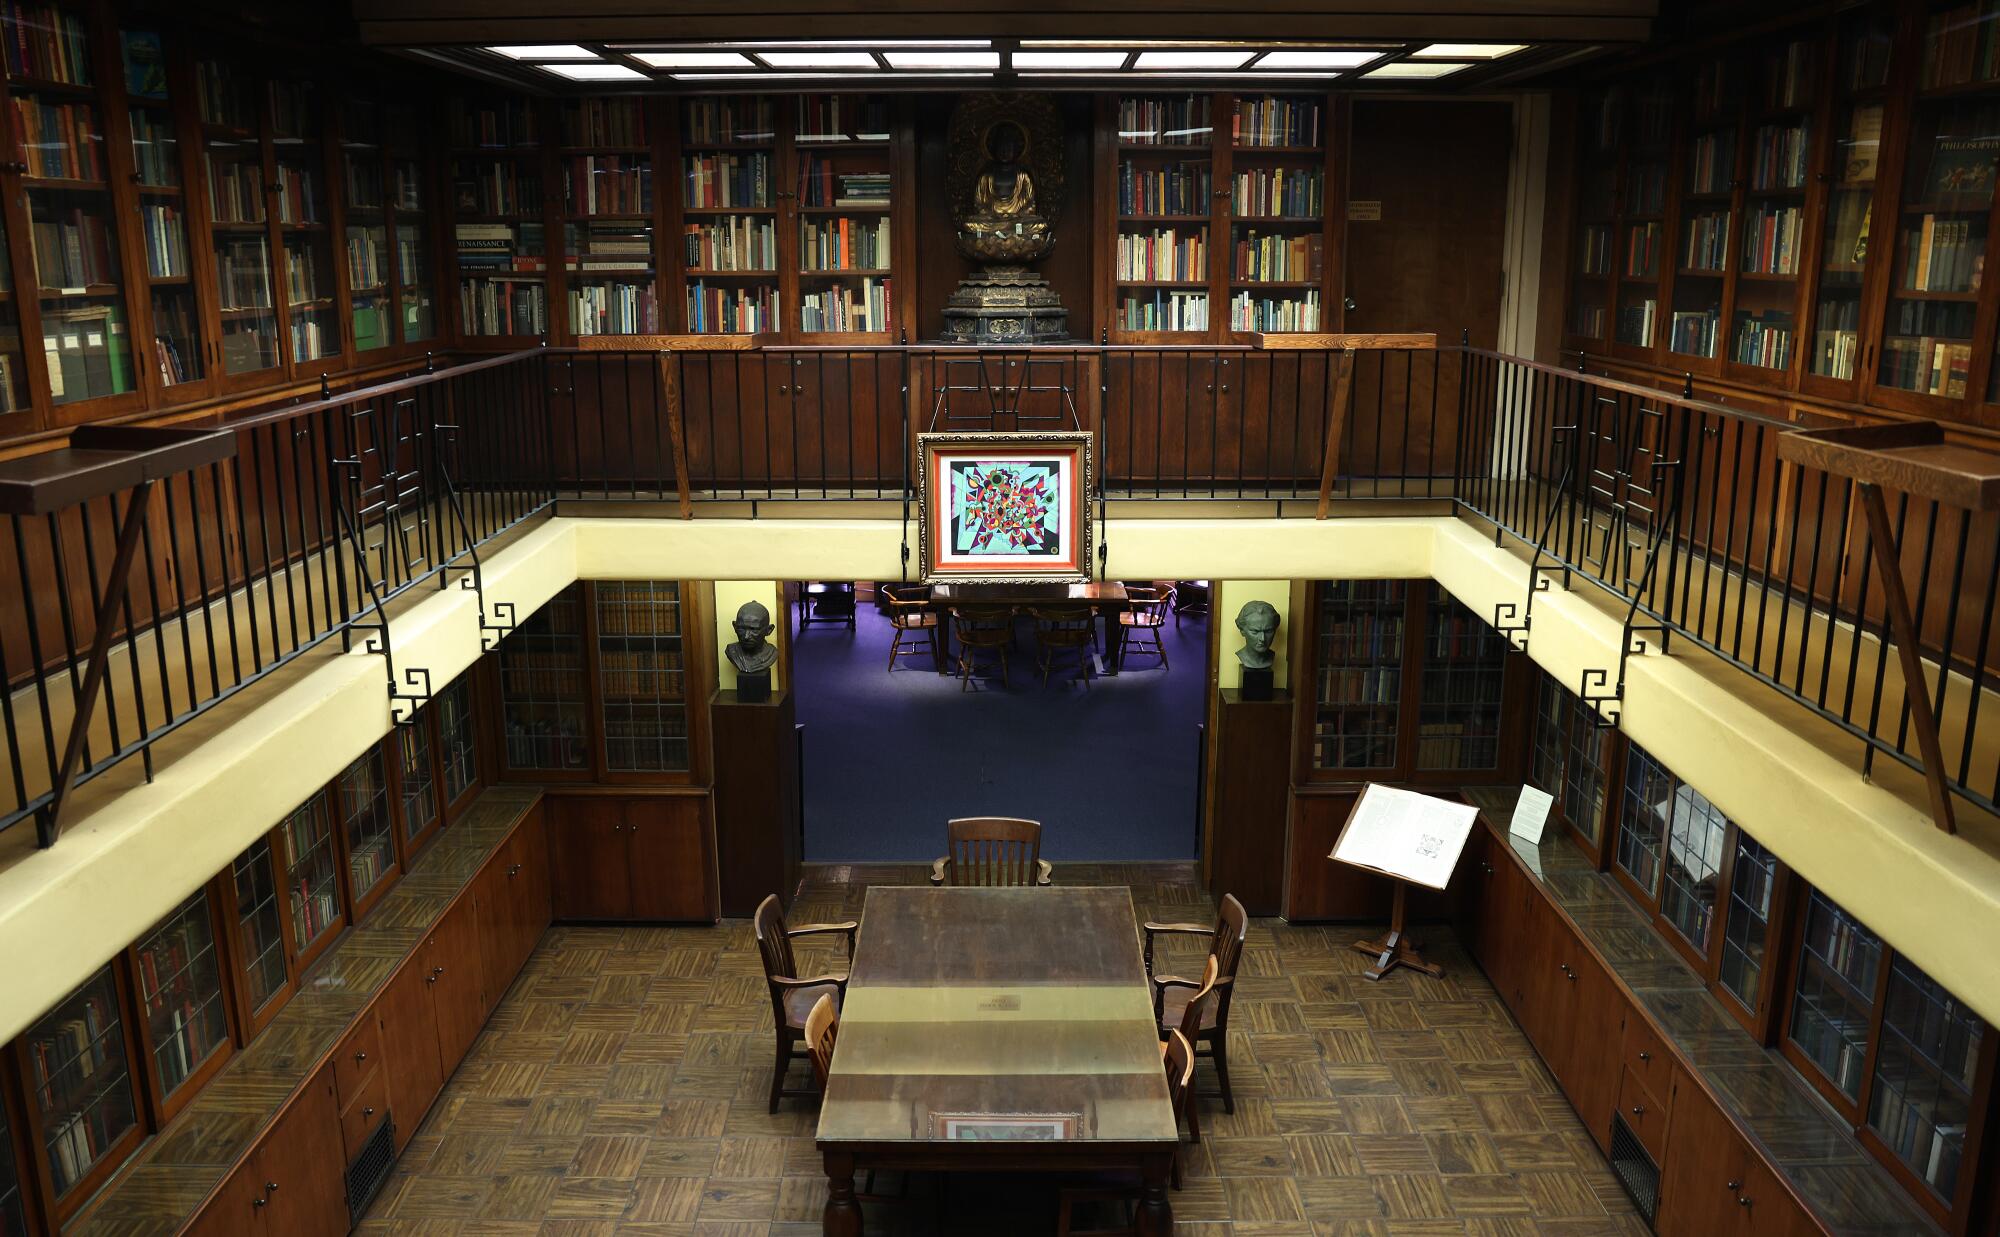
[1471,837,1523,1002]
[181,1153,269,1237]
[624,797,716,921]
[548,796,634,919]
[1514,894,1572,1059]
[471,857,513,1022]
[511,804,553,966]
[425,896,489,1073]
[376,957,444,1154]
[1733,1157,1818,1237]
[253,1069,346,1237]
[1657,1075,1752,1237]
[1553,945,1625,1152]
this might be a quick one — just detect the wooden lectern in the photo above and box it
[1328,784,1479,981]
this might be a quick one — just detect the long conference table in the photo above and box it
[925,581,1133,675]
[816,886,1181,1234]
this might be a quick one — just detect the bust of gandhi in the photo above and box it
[726,599,779,674]
[1234,599,1280,671]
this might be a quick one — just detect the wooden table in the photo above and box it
[927,581,1132,675]
[817,886,1180,1235]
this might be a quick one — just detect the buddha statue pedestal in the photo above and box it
[938,104,1069,343]
[940,264,1069,344]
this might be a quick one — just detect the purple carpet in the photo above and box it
[791,594,1209,861]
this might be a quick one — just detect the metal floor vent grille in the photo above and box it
[1608,1114,1661,1224]
[346,1113,397,1223]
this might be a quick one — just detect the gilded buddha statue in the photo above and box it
[959,120,1053,262]
[940,96,1070,342]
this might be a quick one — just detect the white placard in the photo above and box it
[1327,783,1478,891]
[1509,784,1555,844]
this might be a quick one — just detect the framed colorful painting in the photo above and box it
[917,431,1094,583]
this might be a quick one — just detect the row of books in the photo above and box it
[1230,290,1320,332]
[1119,95,1212,147]
[1233,231,1321,282]
[353,301,390,351]
[683,152,770,209]
[1628,163,1667,217]
[456,222,544,272]
[131,109,176,187]
[1232,97,1320,148]
[1740,204,1802,275]
[148,993,222,1093]
[450,100,537,149]
[154,331,195,385]
[16,97,102,181]
[596,587,680,631]
[1415,728,1500,773]
[1806,898,1882,988]
[683,216,776,271]
[1117,228,1205,282]
[1118,161,1211,216]
[563,99,645,148]
[572,220,651,272]
[598,655,686,699]
[688,282,776,333]
[1749,121,1810,192]
[1761,39,1816,111]
[1682,210,1729,272]
[1231,167,1323,218]
[214,238,273,309]
[1692,59,1737,124]
[31,206,116,288]
[272,159,323,222]
[348,226,386,289]
[1418,672,1503,707]
[1871,1080,1966,1195]
[141,204,188,279]
[799,158,889,208]
[290,874,339,948]
[799,278,892,333]
[1318,625,1403,663]
[606,736,691,773]
[207,159,265,225]
[1731,312,1793,369]
[267,80,313,142]
[1625,221,1661,279]
[800,216,890,271]
[459,276,546,335]
[798,96,890,143]
[569,281,657,335]
[498,655,585,699]
[1117,289,1207,332]
[3,1,90,85]
[504,720,591,772]
[1670,309,1720,358]
[42,307,132,400]
[192,59,249,129]
[1424,612,1504,662]
[1900,217,1984,293]
[345,152,384,212]
[1616,298,1658,348]
[683,98,775,146]
[1686,131,1734,195]
[28,982,121,1103]
[1920,1,2000,90]
[347,834,393,897]
[454,161,540,216]
[1572,304,1608,339]
[1579,226,1611,277]
[566,156,652,216]
[1882,335,1972,398]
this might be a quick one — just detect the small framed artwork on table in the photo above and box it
[917,431,1095,583]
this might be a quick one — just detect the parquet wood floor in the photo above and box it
[359,862,1646,1236]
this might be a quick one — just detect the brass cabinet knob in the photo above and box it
[364,1106,376,1117]
[1637,1051,1651,1062]
[1630,1105,1644,1115]
[354,1050,367,1062]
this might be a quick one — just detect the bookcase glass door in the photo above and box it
[7,4,140,408]
[1620,744,1731,952]
[398,718,438,845]
[132,890,229,1104]
[1311,580,1405,772]
[500,583,590,772]
[681,95,778,333]
[1570,89,1618,343]
[451,96,547,339]
[1882,4,1999,403]
[335,747,395,905]
[1228,94,1324,333]
[1615,77,1672,350]
[796,94,894,337]
[24,965,137,1203]
[1668,54,1739,363]
[1867,957,1983,1201]
[269,78,337,364]
[1116,94,1214,336]
[121,27,202,393]
[1789,888,1883,1102]
[596,581,688,773]
[277,792,342,959]
[437,673,478,804]
[0,1101,24,1237]
[341,97,390,354]
[197,58,279,377]
[1718,831,1777,1012]
[1808,12,1894,387]
[1731,31,1814,373]
[0,192,25,417]
[1413,592,1505,772]
[229,837,287,1015]
[388,104,434,344]
[561,98,656,336]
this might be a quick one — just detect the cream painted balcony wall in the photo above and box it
[3,512,1999,1045]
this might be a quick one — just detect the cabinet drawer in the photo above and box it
[1622,1014,1671,1097]
[333,1016,383,1106]
[1616,1065,1668,1161]
[339,1068,390,1161]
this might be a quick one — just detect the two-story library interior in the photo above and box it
[7,1,2000,1234]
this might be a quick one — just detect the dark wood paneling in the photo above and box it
[712,688,801,916]
[252,1068,347,1237]
[1208,689,1292,916]
[1284,788,1393,922]
[375,955,444,1155]
[547,795,634,919]
[424,898,488,1073]
[625,794,718,921]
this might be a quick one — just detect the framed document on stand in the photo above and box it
[1328,783,1479,981]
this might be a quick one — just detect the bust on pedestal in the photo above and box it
[725,600,777,703]
[939,95,1070,343]
[1234,600,1280,701]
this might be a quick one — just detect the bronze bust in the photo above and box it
[1235,600,1280,671]
[726,600,779,675]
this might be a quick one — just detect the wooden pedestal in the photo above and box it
[712,688,802,915]
[1207,689,1292,916]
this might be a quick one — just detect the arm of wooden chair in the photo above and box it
[1037,859,1053,886]
[1141,921,1212,975]
[787,921,860,958]
[930,857,949,886]
[1149,972,1231,1021]
[769,974,850,995]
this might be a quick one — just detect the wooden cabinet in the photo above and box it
[183,1069,344,1237]
[475,801,552,1011]
[548,792,717,922]
[712,689,801,917]
[1653,1022,1824,1237]
[1207,690,1291,916]
[1506,880,1626,1150]
[374,952,443,1155]
[419,896,488,1072]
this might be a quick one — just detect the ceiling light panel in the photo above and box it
[1011,50,1130,70]
[541,62,647,80]
[883,50,1001,69]
[758,51,878,68]
[714,39,989,48]
[631,51,754,68]
[672,71,992,81]
[1412,43,1525,59]
[1133,49,1254,70]
[488,44,596,60]
[1363,61,1471,78]
[1255,49,1383,68]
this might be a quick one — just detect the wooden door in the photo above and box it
[1470,835,1524,1003]
[424,896,489,1073]
[512,804,553,964]
[1554,945,1626,1152]
[1513,893,1572,1060]
[548,796,634,919]
[1656,1075,1753,1237]
[470,856,513,1022]
[624,796,716,921]
[1733,1157,1817,1237]
[375,956,443,1154]
[251,1068,346,1237]
[180,1152,268,1237]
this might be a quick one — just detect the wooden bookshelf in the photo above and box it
[794,94,899,339]
[1610,76,1673,358]
[122,25,203,399]
[194,55,282,386]
[498,582,592,774]
[334,747,398,917]
[1663,51,1740,370]
[225,834,291,1034]
[15,965,142,1224]
[593,580,689,775]
[1227,94,1328,335]
[341,97,437,357]
[449,95,550,344]
[127,888,232,1124]
[275,790,345,974]
[1110,92,1218,339]
[1309,579,1406,772]
[561,96,658,337]
[679,95,780,334]
[1724,29,1817,381]
[1413,591,1507,772]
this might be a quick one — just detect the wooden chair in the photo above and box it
[951,605,1016,690]
[1171,580,1210,629]
[1054,1030,1198,1235]
[1117,585,1174,670]
[1145,894,1247,1113]
[753,894,858,1111]
[882,583,939,671]
[804,993,839,1086]
[1031,604,1096,687]
[929,816,1053,886]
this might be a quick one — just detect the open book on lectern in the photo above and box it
[1327,783,1479,891]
